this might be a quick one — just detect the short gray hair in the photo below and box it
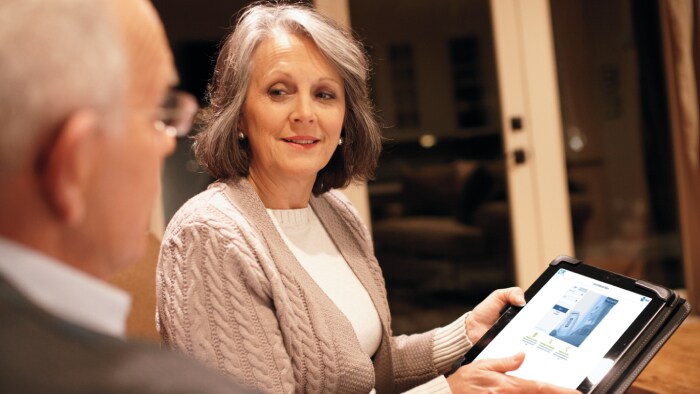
[0,0,126,170]
[195,1,382,195]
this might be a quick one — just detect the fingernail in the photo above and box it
[516,296,526,306]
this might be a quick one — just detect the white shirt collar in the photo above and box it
[0,237,131,338]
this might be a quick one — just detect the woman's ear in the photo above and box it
[238,116,246,132]
[41,110,100,225]
[237,117,248,142]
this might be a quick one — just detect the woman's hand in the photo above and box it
[466,287,526,344]
[446,352,580,394]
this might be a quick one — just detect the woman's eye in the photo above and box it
[269,89,286,97]
[317,91,335,100]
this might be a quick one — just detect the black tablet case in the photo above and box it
[547,257,692,393]
[593,292,690,392]
[462,255,691,393]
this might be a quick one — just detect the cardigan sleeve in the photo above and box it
[156,216,295,394]
[397,312,473,393]
[431,312,472,374]
[402,376,452,394]
[390,313,472,392]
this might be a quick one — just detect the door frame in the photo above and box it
[490,0,573,287]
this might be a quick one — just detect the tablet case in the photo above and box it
[551,256,692,393]
[457,255,692,393]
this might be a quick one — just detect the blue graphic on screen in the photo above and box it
[548,291,618,347]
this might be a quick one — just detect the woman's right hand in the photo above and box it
[446,352,581,394]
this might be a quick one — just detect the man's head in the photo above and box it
[0,0,178,277]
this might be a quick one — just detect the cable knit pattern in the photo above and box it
[157,178,467,393]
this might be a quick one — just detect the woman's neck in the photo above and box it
[247,169,314,209]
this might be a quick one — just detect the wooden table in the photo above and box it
[628,316,700,394]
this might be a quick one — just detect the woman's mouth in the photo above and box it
[281,136,319,146]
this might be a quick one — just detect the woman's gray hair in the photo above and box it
[195,1,382,195]
[0,0,126,171]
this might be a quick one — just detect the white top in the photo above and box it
[0,237,131,338]
[268,206,383,357]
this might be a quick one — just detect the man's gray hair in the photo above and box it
[0,0,127,170]
[195,2,382,194]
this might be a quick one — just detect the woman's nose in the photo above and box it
[290,94,315,124]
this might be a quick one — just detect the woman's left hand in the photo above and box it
[466,287,526,344]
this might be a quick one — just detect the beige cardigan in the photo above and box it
[157,178,467,393]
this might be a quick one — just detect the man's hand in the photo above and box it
[466,287,526,344]
[447,352,581,394]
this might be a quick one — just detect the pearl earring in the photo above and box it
[238,132,245,141]
[338,137,344,146]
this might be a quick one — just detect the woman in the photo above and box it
[156,3,577,394]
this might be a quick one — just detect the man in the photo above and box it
[0,0,242,392]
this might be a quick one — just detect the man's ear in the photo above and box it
[41,110,100,225]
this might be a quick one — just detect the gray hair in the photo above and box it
[195,1,382,194]
[0,0,126,171]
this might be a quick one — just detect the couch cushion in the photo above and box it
[456,160,495,223]
[399,160,497,223]
[400,160,486,217]
[372,216,486,260]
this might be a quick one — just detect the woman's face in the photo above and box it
[242,32,345,187]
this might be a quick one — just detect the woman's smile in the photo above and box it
[281,135,321,147]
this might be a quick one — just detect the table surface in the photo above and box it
[628,316,700,394]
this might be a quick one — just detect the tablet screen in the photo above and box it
[471,267,655,390]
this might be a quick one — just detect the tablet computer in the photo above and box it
[461,255,690,393]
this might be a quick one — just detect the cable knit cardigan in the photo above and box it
[157,178,469,393]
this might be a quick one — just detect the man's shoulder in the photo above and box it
[0,279,246,393]
[91,343,248,394]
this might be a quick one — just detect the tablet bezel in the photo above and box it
[461,256,674,393]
